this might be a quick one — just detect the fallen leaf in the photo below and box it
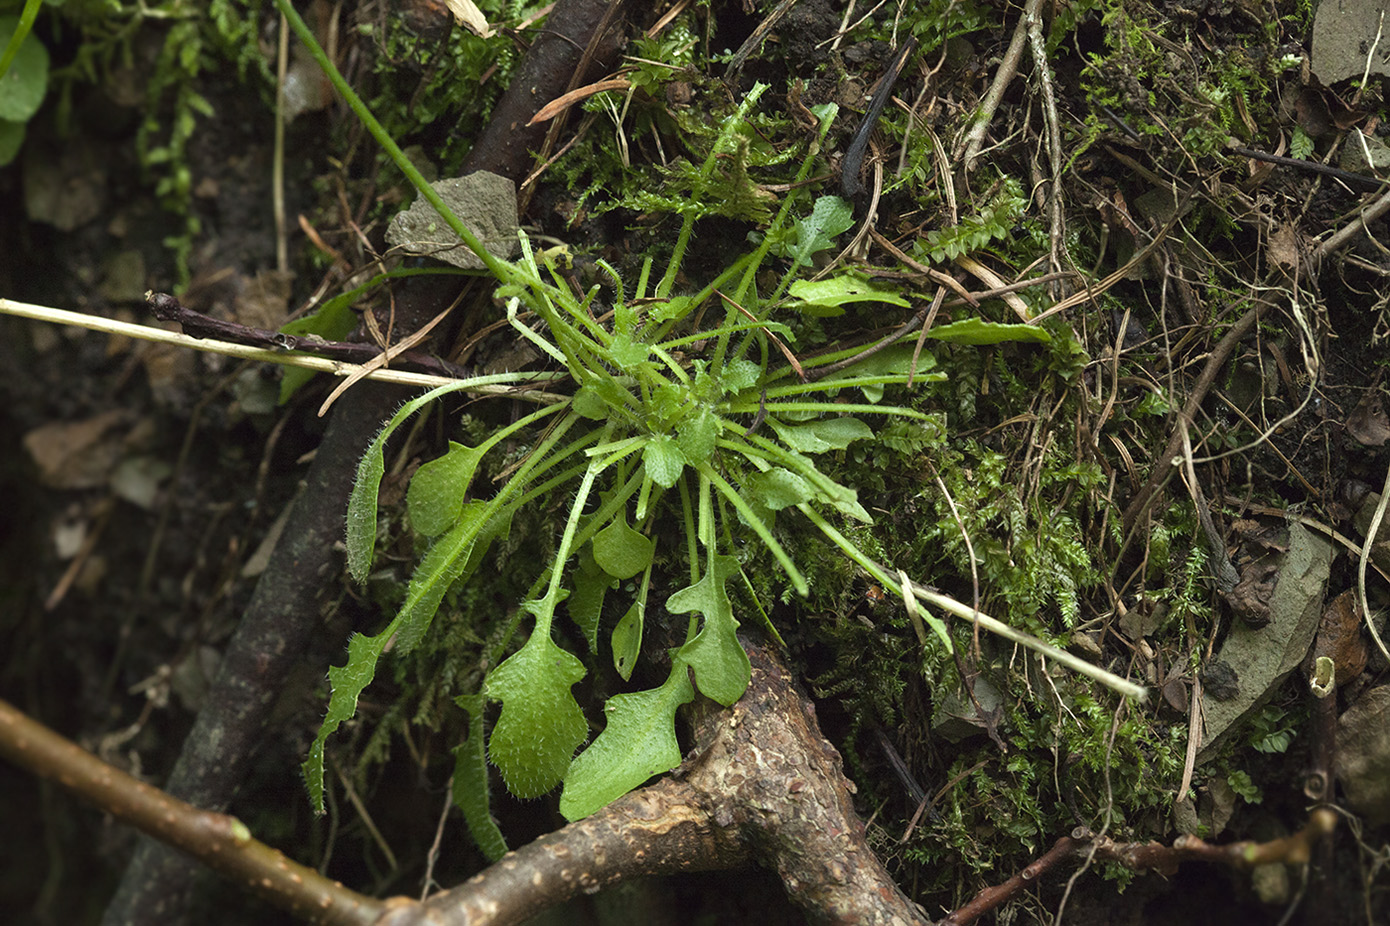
[1312,589,1367,686]
[23,410,131,488]
[443,0,493,38]
[1266,223,1299,270]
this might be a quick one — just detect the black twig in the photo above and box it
[1230,145,1386,191]
[145,291,470,379]
[841,37,919,201]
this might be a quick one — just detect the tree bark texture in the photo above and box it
[383,639,930,926]
[100,380,409,926]
[460,0,630,183]
[680,641,929,926]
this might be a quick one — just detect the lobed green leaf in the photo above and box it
[670,554,751,705]
[767,416,872,453]
[559,665,695,820]
[591,516,655,580]
[302,626,394,812]
[677,406,720,466]
[787,273,910,316]
[486,627,589,799]
[750,467,815,510]
[642,434,685,488]
[927,317,1052,345]
[407,441,484,537]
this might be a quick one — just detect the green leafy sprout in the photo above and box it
[275,0,1144,841]
[0,2,49,166]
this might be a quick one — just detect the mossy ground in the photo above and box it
[2,0,1388,922]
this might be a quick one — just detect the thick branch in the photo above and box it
[377,638,927,925]
[681,641,928,925]
[3,648,1337,926]
[388,780,749,926]
[100,378,410,926]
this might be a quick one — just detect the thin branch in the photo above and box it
[957,0,1039,171]
[1118,304,1262,539]
[1312,184,1390,261]
[0,699,385,926]
[0,296,566,400]
[943,809,1339,925]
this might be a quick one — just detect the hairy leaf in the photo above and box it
[768,416,872,453]
[559,665,694,820]
[344,380,494,583]
[611,599,644,681]
[345,424,391,585]
[395,502,493,653]
[721,357,762,392]
[670,554,750,705]
[568,547,613,651]
[303,500,501,809]
[677,406,720,466]
[592,516,654,580]
[750,467,814,510]
[789,195,854,264]
[302,626,394,812]
[486,625,588,799]
[642,434,685,487]
[407,441,484,537]
[927,317,1052,345]
[452,695,508,861]
[788,273,910,316]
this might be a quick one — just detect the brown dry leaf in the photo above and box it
[235,269,293,331]
[23,410,132,489]
[1161,674,1189,713]
[140,340,198,406]
[528,78,632,126]
[1221,561,1280,628]
[1266,223,1299,270]
[1347,393,1390,447]
[1313,589,1368,686]
[1293,86,1333,137]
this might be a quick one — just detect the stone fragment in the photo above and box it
[1312,0,1390,84]
[386,171,518,270]
[1198,520,1332,762]
[1338,684,1390,823]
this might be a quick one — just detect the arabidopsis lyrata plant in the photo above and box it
[278,0,1141,846]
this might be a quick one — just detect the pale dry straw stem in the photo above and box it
[1358,464,1390,666]
[957,0,1041,171]
[316,289,462,416]
[0,297,566,400]
[1026,2,1067,280]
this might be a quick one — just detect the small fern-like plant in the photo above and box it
[278,0,1142,847]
